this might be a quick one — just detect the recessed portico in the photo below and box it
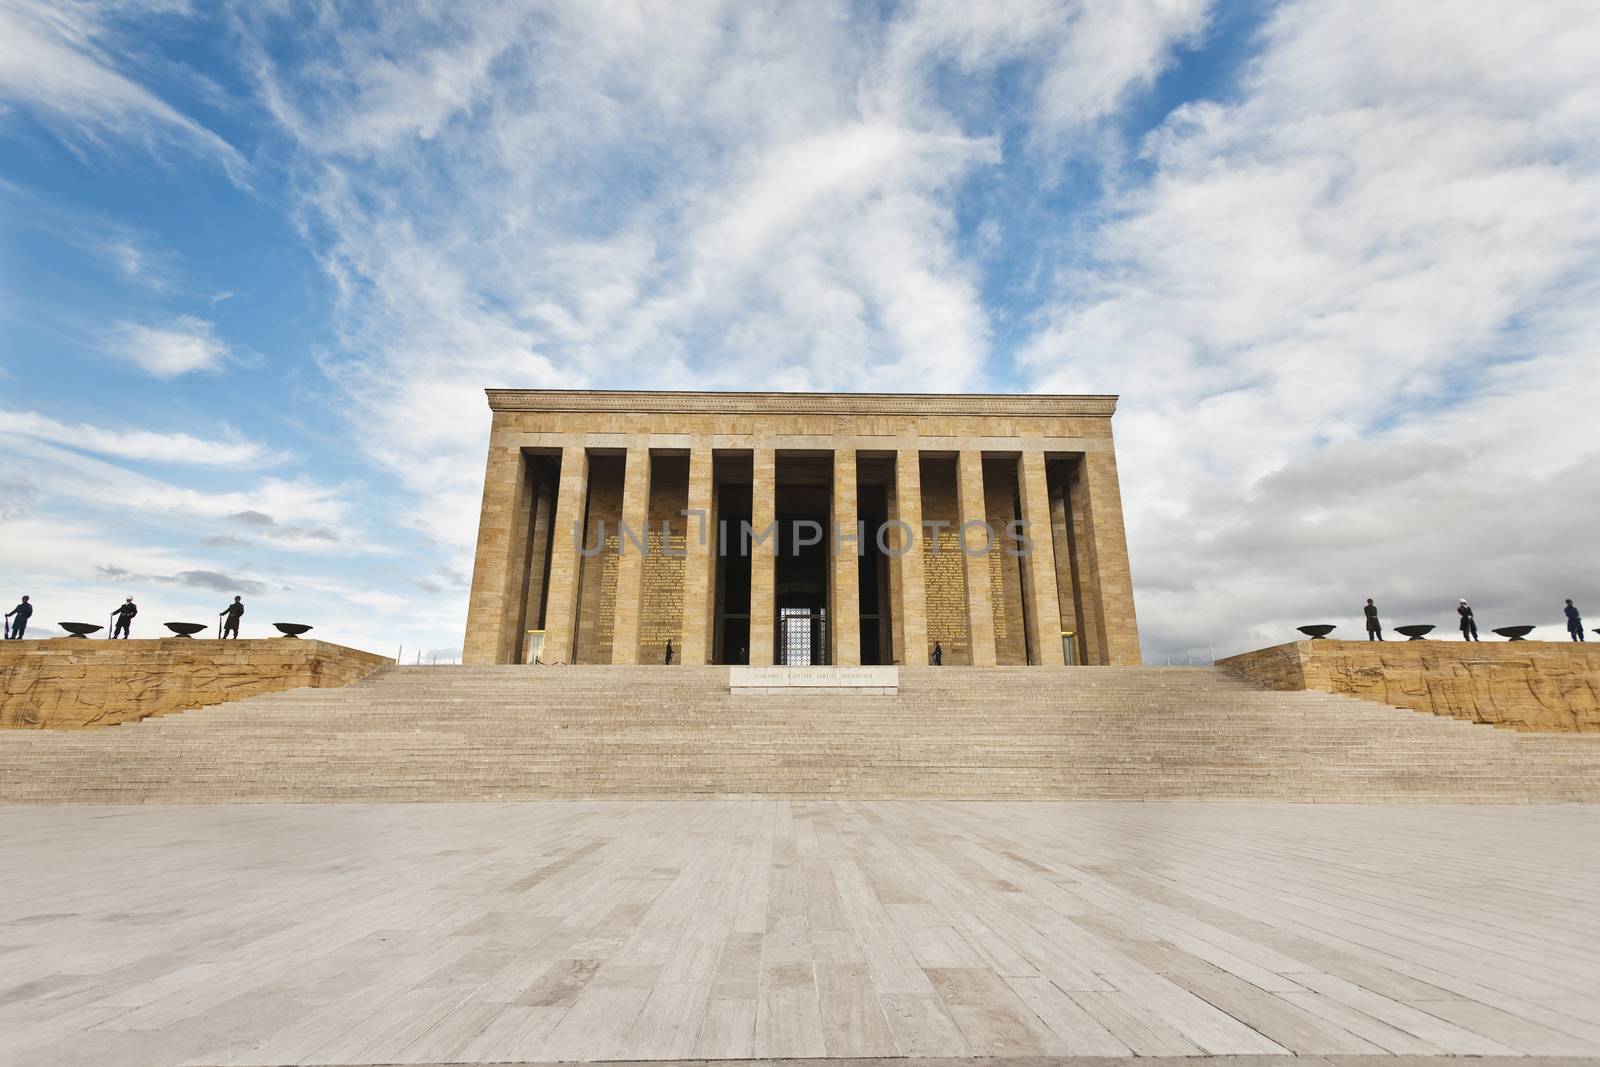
[463,390,1141,666]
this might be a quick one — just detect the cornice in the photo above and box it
[485,389,1118,417]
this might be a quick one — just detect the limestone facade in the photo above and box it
[463,390,1141,666]
[0,639,391,729]
[1218,639,1600,732]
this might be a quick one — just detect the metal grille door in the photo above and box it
[779,607,828,665]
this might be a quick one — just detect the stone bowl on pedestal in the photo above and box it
[57,622,102,639]
[273,623,313,638]
[163,622,208,638]
[1395,624,1435,641]
[1492,625,1535,641]
[1296,625,1337,640]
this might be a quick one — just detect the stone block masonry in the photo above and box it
[1219,639,1600,731]
[919,456,971,663]
[0,640,392,729]
[640,454,689,664]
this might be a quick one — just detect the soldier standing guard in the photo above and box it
[111,597,138,639]
[1364,598,1384,641]
[931,640,943,666]
[1457,598,1479,642]
[4,596,30,639]
[1566,599,1585,642]
[220,596,245,639]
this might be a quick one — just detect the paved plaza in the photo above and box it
[2,801,1598,1066]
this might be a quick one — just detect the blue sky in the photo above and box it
[3,0,1597,660]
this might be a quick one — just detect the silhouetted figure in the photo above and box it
[4,596,30,640]
[932,640,943,666]
[111,597,138,639]
[1457,598,1479,642]
[664,639,674,664]
[1364,599,1383,641]
[1567,599,1585,643]
[219,596,244,639]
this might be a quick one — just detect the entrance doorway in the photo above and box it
[775,510,829,664]
[774,455,834,665]
[779,604,828,665]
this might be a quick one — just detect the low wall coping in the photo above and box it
[1217,638,1600,732]
[0,637,389,659]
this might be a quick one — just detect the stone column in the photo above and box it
[463,430,531,665]
[1018,451,1066,666]
[1066,463,1106,664]
[892,447,928,666]
[1051,480,1094,664]
[748,446,777,665]
[517,475,556,661]
[1080,448,1142,665]
[610,443,652,664]
[679,444,715,665]
[956,449,998,667]
[830,445,861,666]
[540,442,590,665]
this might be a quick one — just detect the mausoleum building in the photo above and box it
[462,390,1140,667]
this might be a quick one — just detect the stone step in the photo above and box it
[4,664,1597,802]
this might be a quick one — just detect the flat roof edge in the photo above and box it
[484,389,1119,417]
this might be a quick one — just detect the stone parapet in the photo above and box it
[1218,639,1600,731]
[0,639,392,729]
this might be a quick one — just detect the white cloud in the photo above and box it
[1020,0,1600,657]
[242,0,1206,571]
[0,0,248,182]
[105,315,230,377]
[0,409,278,467]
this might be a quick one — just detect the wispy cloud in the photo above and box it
[93,232,179,291]
[0,177,183,291]
[0,409,279,467]
[5,436,361,549]
[0,0,249,182]
[104,315,230,377]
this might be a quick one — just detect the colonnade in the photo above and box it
[464,434,1141,668]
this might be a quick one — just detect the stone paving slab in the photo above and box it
[279,1059,1600,1067]
[2,802,1598,1066]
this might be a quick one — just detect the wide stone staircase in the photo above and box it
[2,666,1597,803]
